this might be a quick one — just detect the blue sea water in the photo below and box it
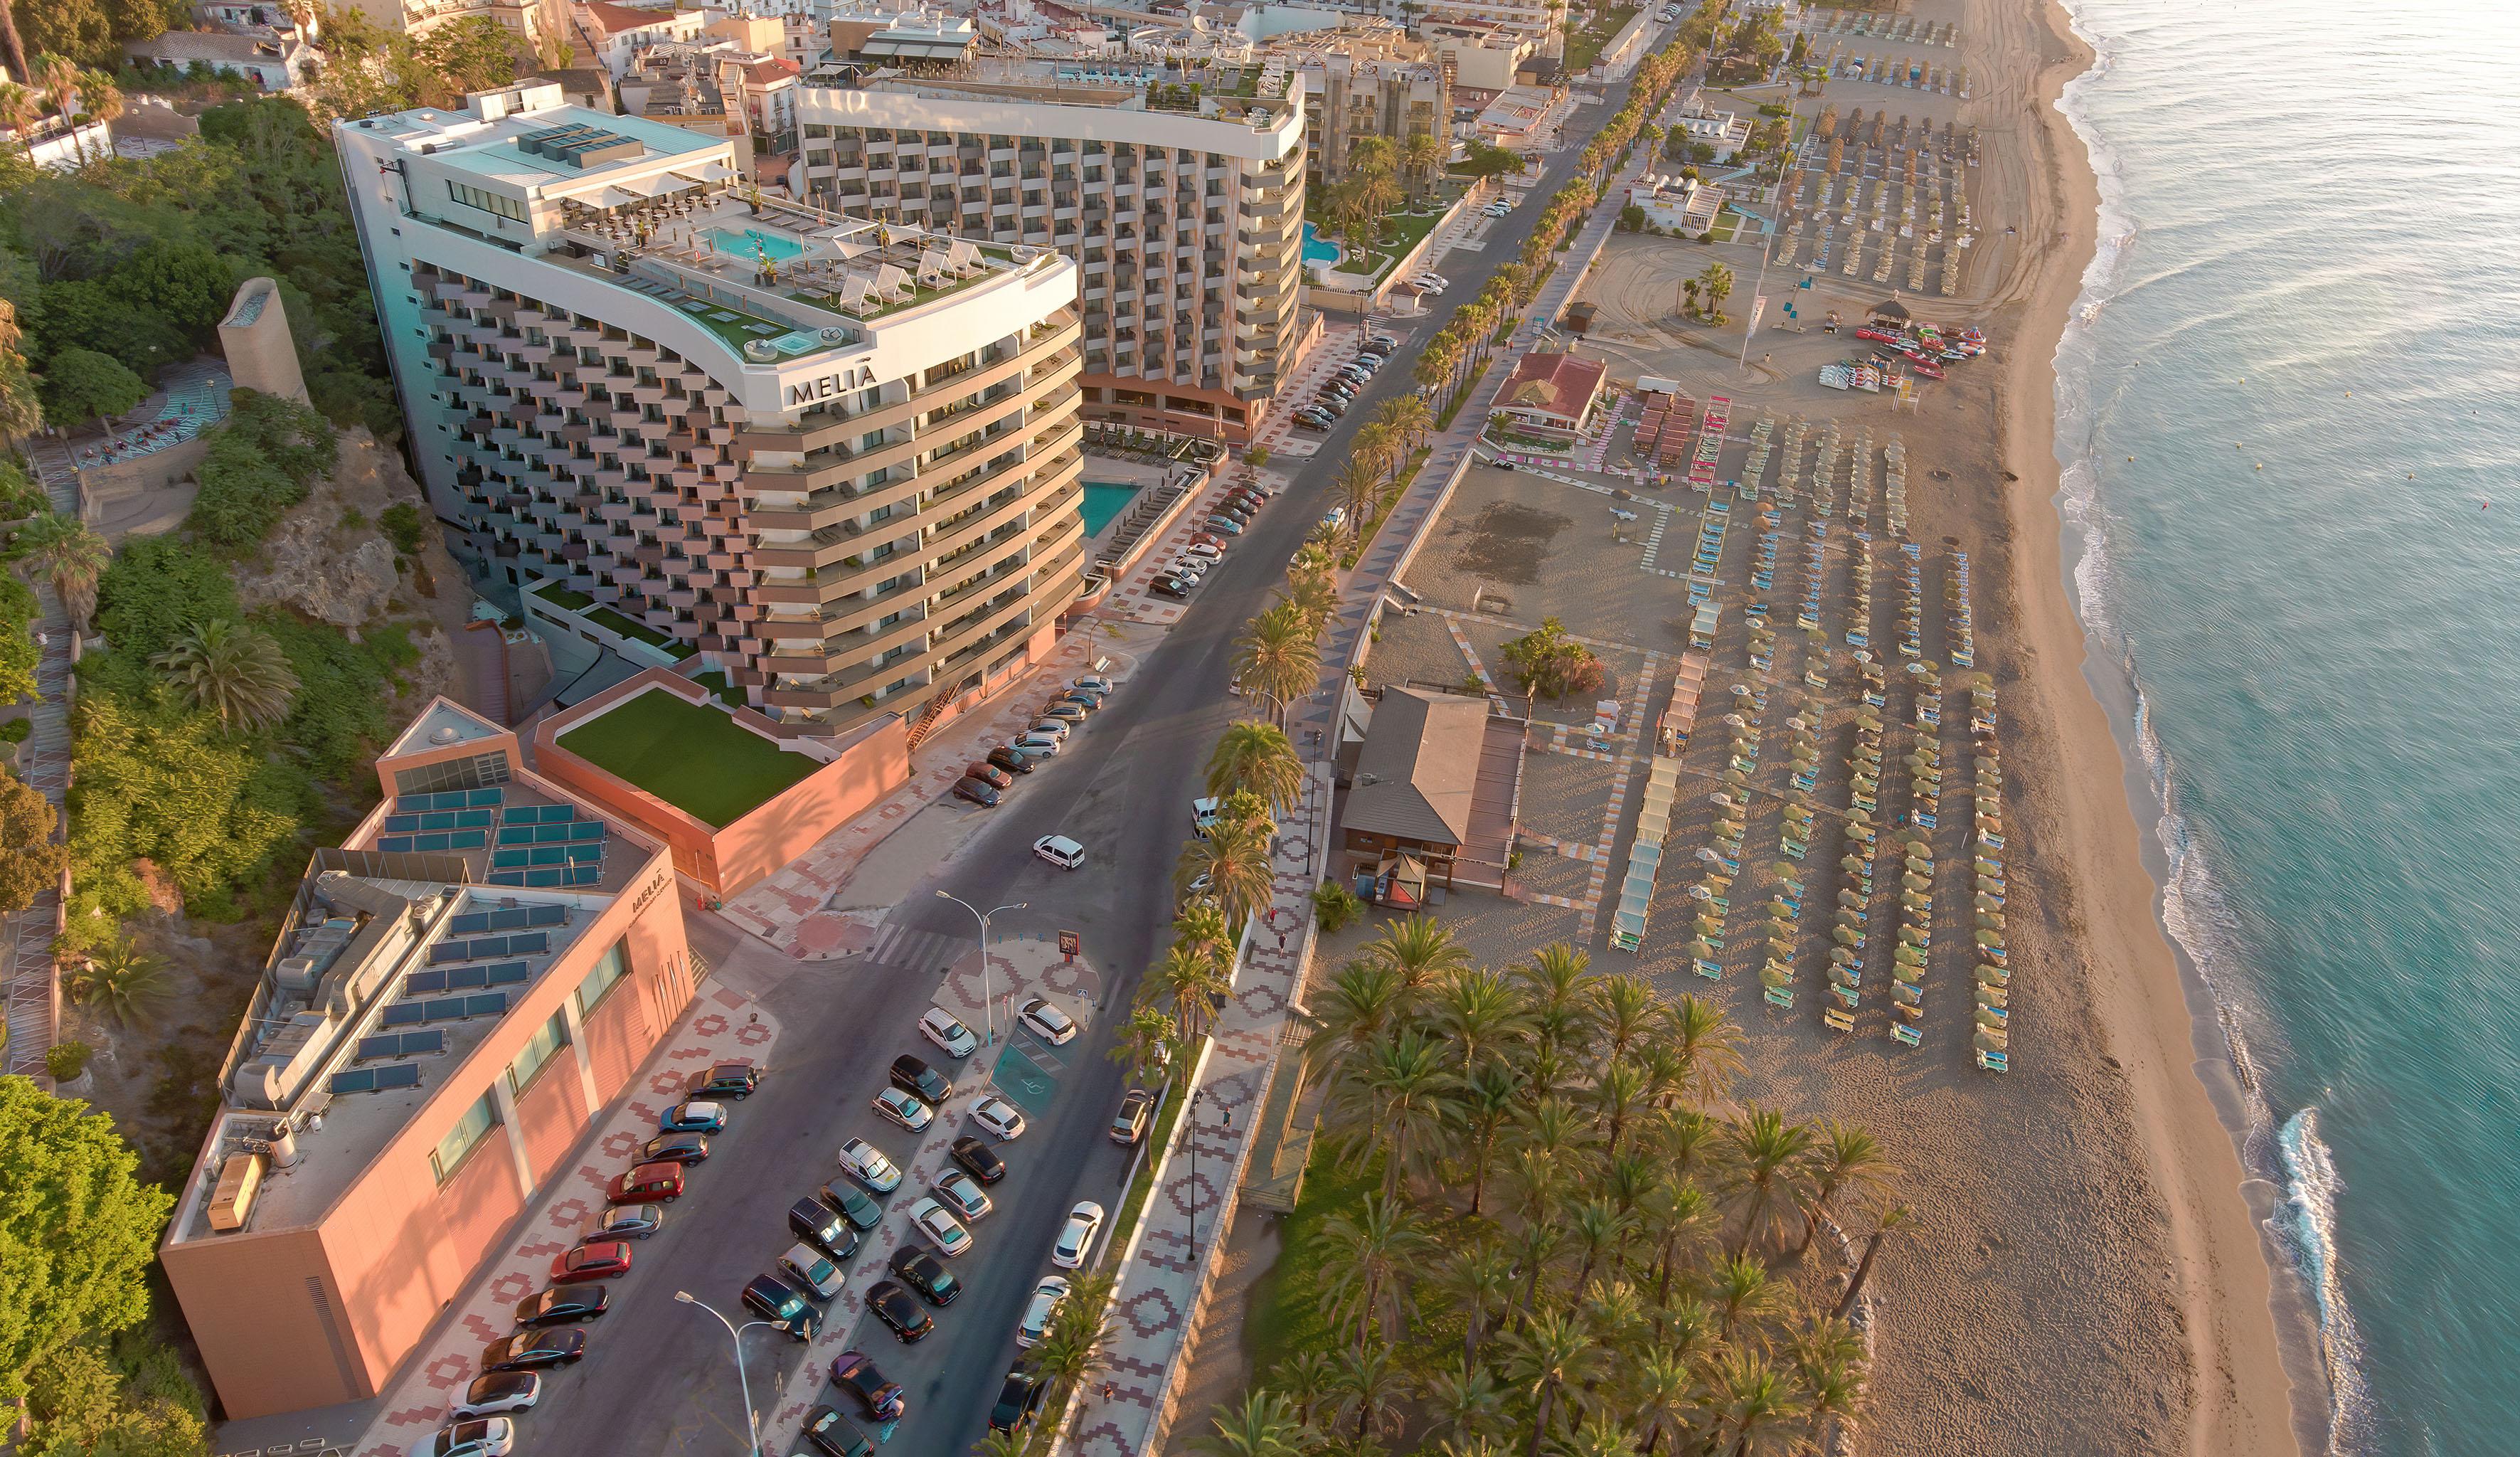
[2053,2,2520,1451]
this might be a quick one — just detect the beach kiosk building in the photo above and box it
[1337,687,1526,901]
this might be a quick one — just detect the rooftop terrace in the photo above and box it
[553,685,824,828]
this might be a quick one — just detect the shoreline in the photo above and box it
[1994,0,2305,1451]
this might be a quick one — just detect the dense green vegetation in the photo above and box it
[188,389,336,549]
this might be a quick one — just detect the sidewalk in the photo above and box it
[1057,763,1330,1457]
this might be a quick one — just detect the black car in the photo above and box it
[887,1244,960,1305]
[950,1135,1005,1185]
[819,1181,884,1230]
[640,1132,711,1165]
[989,1369,1047,1435]
[799,1406,876,1457]
[950,776,1001,808]
[513,1286,609,1328]
[688,1061,760,1099]
[888,1054,952,1105]
[1292,411,1331,432]
[789,1198,861,1262]
[1149,576,1192,600]
[480,1330,586,1372]
[866,1280,933,1342]
[829,1351,907,1421]
[986,746,1037,776]
[741,1274,821,1342]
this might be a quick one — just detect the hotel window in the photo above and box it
[507,1010,570,1095]
[575,940,631,1017]
[429,1091,500,1184]
[447,181,529,223]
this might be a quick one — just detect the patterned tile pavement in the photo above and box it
[350,984,780,1457]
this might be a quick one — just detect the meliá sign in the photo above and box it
[785,361,878,407]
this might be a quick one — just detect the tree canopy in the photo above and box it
[0,1079,174,1406]
[34,348,144,426]
[187,387,336,549]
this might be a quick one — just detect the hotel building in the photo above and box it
[159,701,698,1419]
[792,65,1308,443]
[336,83,1088,732]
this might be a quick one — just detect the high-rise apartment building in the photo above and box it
[794,65,1307,443]
[336,83,1088,734]
[1296,52,1452,184]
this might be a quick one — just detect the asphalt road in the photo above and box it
[497,66,1654,1457]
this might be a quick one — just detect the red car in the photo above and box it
[607,1161,685,1204]
[551,1241,633,1283]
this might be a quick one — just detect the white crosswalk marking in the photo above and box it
[863,923,972,977]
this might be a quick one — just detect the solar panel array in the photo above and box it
[404,961,531,995]
[448,904,569,935]
[330,1064,424,1095]
[383,809,496,832]
[496,821,606,846]
[398,788,507,812]
[355,1029,447,1061]
[379,992,511,1026]
[488,866,605,888]
[427,931,549,964]
[376,830,491,852]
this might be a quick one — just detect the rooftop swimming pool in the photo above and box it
[1082,481,1142,536]
[707,226,806,260]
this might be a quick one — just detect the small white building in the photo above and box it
[126,28,317,90]
[1670,105,1752,162]
[576,0,711,78]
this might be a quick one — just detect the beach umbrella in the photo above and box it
[1689,884,1713,902]
[1708,790,1737,809]
[1891,982,1923,1007]
[1893,941,1927,965]
[1974,928,2003,949]
[1837,888,1865,908]
[1696,847,1732,869]
[1716,819,1745,840]
[1898,921,1926,944]
[1830,965,1860,988]
[1900,872,1929,893]
[1974,1026,2008,1051]
[1840,854,1867,874]
[1790,756,1817,774]
[1828,945,1858,966]
[1722,713,1747,728]
[1979,911,2006,933]
[1977,876,2005,896]
[1723,768,1750,788]
[1978,985,2009,1010]
[1833,925,1861,948]
[1687,938,1716,961]
[1900,892,1932,914]
[1767,897,1796,919]
[1977,963,2009,986]
[1974,893,2003,913]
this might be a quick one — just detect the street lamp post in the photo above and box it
[674,1291,786,1457]
[935,891,1026,1050]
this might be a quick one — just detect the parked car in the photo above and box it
[1203,516,1245,536]
[450,1373,541,1420]
[582,1204,662,1242]
[1032,835,1085,870]
[1012,731,1064,758]
[479,1330,586,1373]
[1293,410,1332,431]
[799,1406,876,1457]
[1149,576,1193,600]
[1039,700,1088,724]
[872,1086,934,1133]
[422,1419,514,1457]
[987,745,1037,777]
[1051,1201,1107,1269]
[890,1054,952,1104]
[932,1170,994,1222]
[964,761,1014,789]
[657,1100,725,1134]
[1016,997,1077,1047]
[1025,719,1071,741]
[740,1274,820,1342]
[1073,673,1115,694]
[790,1198,861,1262]
[1056,688,1104,711]
[687,1061,760,1099]
[908,1197,974,1257]
[1366,333,1400,351]
[1319,506,1349,532]
[866,1280,934,1342]
[780,1243,846,1300]
[951,1135,1006,1185]
[513,1286,609,1328]
[836,1138,902,1194]
[639,1132,711,1165]
[549,1242,631,1283]
[887,1245,961,1305]
[1110,1088,1156,1145]
[829,1352,907,1422]
[920,1006,980,1059]
[972,1093,1031,1139]
[1184,541,1223,564]
[820,1180,886,1230]
[989,1369,1048,1434]
[1016,1276,1071,1350]
[1186,532,1228,551]
[950,775,1001,808]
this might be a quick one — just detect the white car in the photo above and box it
[1016,1276,1072,1349]
[422,1421,514,1457]
[1073,674,1115,694]
[1051,1201,1106,1270]
[1026,719,1072,741]
[933,1170,994,1222]
[1013,731,1064,758]
[873,1086,934,1133]
[779,1243,844,1298]
[450,1374,541,1419]
[971,1094,1028,1140]
[837,1137,902,1193]
[1018,996,1077,1046]
[920,1007,979,1059]
[909,1196,974,1257]
[1033,835,1085,870]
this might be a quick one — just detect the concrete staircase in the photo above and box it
[4,442,81,1075]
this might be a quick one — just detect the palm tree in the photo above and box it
[1795,1120,1898,1256]
[70,936,171,1028]
[1517,943,1600,1059]
[1722,1109,1815,1257]
[1701,1350,1806,1457]
[1359,914,1467,992]
[1420,1362,1507,1446]
[1334,457,1381,534]
[16,513,106,631]
[153,618,302,732]
[1428,965,1531,1071]
[1696,262,1735,319]
[1374,395,1432,454]
[1401,131,1446,199]
[1785,1315,1868,1450]
[1024,1268,1116,1421]
[1273,1349,1339,1429]
[1565,1195,1636,1291]
[1831,1202,1910,1320]
[1177,815,1273,932]
[1432,1240,1519,1368]
[1590,1058,1649,1160]
[1282,570,1339,637]
[1233,603,1322,722]
[1324,1028,1452,1199]
[1501,1306,1597,1457]
[1620,1347,1696,1456]
[1663,994,1743,1105]
[1587,975,1657,1061]
[1110,1003,1180,1084]
[0,83,36,151]
[1300,960,1409,1084]
[1448,1056,1522,1215]
[1208,719,1306,812]
[34,53,73,125]
[970,1432,1028,1457]
[1639,1177,1715,1315]
[1329,1337,1405,1441]
[1196,1389,1310,1457]
[1175,900,1232,968]
[72,70,118,165]
[1150,942,1230,1042]
[1706,1251,1785,1342]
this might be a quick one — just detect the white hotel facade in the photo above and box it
[793,69,1309,445]
[336,83,1089,733]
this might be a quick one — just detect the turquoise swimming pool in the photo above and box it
[708,226,806,260]
[1301,222,1340,266]
[1082,481,1141,536]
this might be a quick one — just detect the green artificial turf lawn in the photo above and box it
[556,689,817,827]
